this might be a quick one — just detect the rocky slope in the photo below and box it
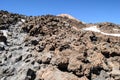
[0,10,120,80]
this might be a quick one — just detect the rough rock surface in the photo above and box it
[0,10,120,80]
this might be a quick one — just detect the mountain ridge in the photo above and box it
[0,10,120,80]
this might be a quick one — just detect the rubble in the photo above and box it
[0,10,120,80]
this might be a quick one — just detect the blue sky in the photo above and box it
[0,0,120,24]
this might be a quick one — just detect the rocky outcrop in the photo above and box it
[0,10,120,80]
[36,65,88,80]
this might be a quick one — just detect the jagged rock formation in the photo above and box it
[0,10,120,80]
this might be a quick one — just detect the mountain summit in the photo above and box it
[58,14,80,21]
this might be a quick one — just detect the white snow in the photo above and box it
[15,19,25,27]
[83,26,120,37]
[101,32,120,37]
[83,26,101,32]
[0,42,5,45]
[21,19,25,22]
[0,30,8,37]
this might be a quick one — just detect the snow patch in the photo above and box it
[83,26,120,37]
[15,19,25,27]
[0,30,8,37]
[83,26,101,32]
[21,19,25,22]
[101,32,120,37]
[0,42,5,45]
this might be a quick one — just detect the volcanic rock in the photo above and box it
[0,10,120,80]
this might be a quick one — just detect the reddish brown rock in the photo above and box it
[36,66,88,80]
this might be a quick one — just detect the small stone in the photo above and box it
[36,45,45,52]
[0,45,5,51]
[26,69,36,80]
[31,40,39,45]
[15,55,22,62]
[90,35,97,42]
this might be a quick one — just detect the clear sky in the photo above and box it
[0,0,120,24]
